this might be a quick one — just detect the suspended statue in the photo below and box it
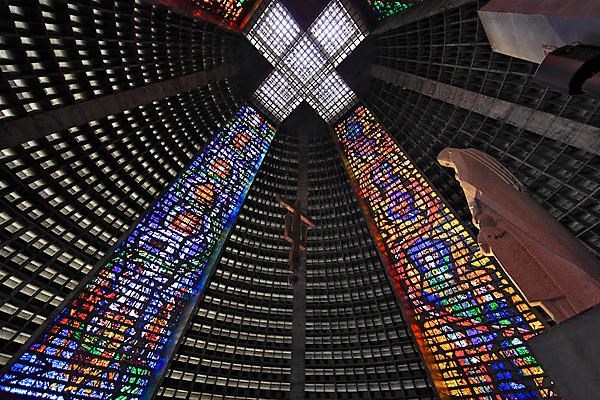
[438,147,600,323]
[276,195,316,285]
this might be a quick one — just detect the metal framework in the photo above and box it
[246,0,367,123]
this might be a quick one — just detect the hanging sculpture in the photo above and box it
[276,194,316,285]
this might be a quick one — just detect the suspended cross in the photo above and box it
[276,194,316,285]
[245,0,368,123]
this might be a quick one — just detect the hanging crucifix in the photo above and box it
[276,194,316,285]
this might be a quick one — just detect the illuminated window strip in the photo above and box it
[245,0,366,123]
[0,106,276,400]
[334,105,558,399]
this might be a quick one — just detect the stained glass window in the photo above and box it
[334,105,559,399]
[155,0,259,31]
[368,0,417,19]
[0,106,276,400]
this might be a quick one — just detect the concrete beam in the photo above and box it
[0,64,238,149]
[373,0,476,35]
[370,64,600,155]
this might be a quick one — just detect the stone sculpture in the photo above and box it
[438,147,600,323]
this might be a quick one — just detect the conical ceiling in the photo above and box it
[0,1,597,400]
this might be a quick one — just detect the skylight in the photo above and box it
[255,70,302,122]
[306,71,356,122]
[310,0,365,66]
[282,34,328,88]
[245,0,367,124]
[247,1,301,64]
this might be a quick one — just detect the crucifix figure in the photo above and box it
[276,194,316,285]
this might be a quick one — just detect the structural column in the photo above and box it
[290,130,308,400]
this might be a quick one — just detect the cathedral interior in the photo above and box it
[0,0,599,399]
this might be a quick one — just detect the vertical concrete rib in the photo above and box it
[290,130,308,400]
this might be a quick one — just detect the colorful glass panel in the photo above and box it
[0,106,276,400]
[155,0,259,31]
[334,105,558,399]
[368,0,416,19]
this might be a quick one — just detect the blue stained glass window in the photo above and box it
[0,105,276,400]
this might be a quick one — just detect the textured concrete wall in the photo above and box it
[370,64,600,155]
[0,64,237,149]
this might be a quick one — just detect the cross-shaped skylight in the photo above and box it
[245,0,367,123]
